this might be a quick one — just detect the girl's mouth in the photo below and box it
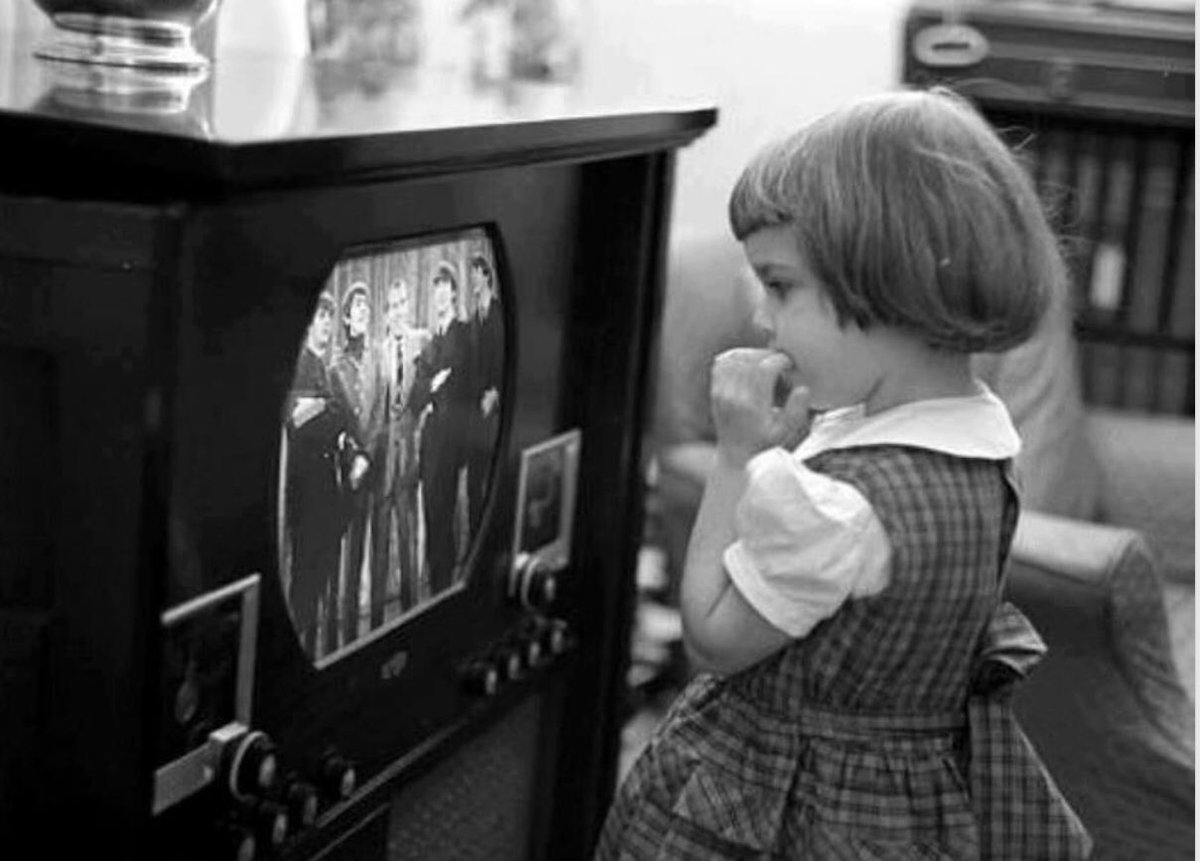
[772,360,802,408]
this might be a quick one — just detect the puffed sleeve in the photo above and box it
[722,447,891,638]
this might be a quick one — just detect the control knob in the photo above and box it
[541,619,572,656]
[320,753,357,802]
[215,728,277,803]
[284,779,320,830]
[212,820,257,861]
[504,632,544,675]
[461,658,501,697]
[510,553,558,611]
[493,643,525,682]
[248,800,289,852]
[520,635,543,669]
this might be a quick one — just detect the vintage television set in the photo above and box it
[0,33,715,860]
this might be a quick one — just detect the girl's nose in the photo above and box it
[751,297,774,342]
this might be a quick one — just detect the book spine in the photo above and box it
[1156,147,1195,414]
[1124,135,1177,411]
[1083,134,1137,407]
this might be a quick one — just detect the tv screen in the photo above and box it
[277,227,506,664]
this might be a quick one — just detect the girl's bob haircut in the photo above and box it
[729,88,1064,353]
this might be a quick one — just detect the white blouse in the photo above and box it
[722,387,1021,638]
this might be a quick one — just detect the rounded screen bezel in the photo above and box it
[274,223,515,669]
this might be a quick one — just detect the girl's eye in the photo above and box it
[764,280,790,297]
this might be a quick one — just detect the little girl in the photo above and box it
[597,89,1092,860]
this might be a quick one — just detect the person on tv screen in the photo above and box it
[330,280,386,645]
[284,291,345,654]
[372,278,431,618]
[466,253,503,535]
[411,260,472,596]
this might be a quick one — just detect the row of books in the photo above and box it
[1079,341,1193,415]
[1021,121,1194,415]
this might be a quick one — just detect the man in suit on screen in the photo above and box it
[330,281,386,645]
[410,261,472,596]
[465,254,504,536]
[371,278,431,619]
[284,292,346,654]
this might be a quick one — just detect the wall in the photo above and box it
[577,0,912,248]
[3,0,913,248]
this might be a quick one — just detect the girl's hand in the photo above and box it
[710,348,810,466]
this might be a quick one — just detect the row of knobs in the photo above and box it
[214,732,357,860]
[457,553,575,696]
[461,617,574,697]
[210,554,568,857]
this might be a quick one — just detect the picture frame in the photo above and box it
[152,574,261,815]
[510,429,581,579]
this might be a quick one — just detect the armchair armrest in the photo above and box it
[1086,409,1194,585]
[1007,510,1194,859]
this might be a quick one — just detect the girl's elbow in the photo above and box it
[682,628,749,677]
[683,638,723,676]
[682,626,723,675]
[683,611,791,676]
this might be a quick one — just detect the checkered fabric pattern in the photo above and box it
[596,446,1092,860]
[966,602,1092,858]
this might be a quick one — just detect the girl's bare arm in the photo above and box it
[680,451,791,675]
[680,348,809,676]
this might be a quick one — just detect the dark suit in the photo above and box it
[410,318,471,595]
[330,340,386,644]
[285,347,345,653]
[467,305,504,534]
[370,329,425,618]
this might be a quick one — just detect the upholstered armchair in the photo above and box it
[1004,409,1194,861]
[647,232,1195,860]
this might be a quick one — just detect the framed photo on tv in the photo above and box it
[153,574,261,815]
[510,429,581,580]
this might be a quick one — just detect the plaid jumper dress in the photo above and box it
[597,446,1091,860]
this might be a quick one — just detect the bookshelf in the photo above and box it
[904,0,1194,416]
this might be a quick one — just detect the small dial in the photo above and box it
[511,553,559,611]
[224,731,277,803]
[461,659,501,697]
[320,753,357,801]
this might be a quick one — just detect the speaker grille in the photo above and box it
[386,695,543,860]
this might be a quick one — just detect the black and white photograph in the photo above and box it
[1,0,1193,857]
[278,228,506,662]
[513,429,580,572]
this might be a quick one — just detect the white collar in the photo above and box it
[795,384,1020,461]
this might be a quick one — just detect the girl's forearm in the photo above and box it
[680,452,748,659]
